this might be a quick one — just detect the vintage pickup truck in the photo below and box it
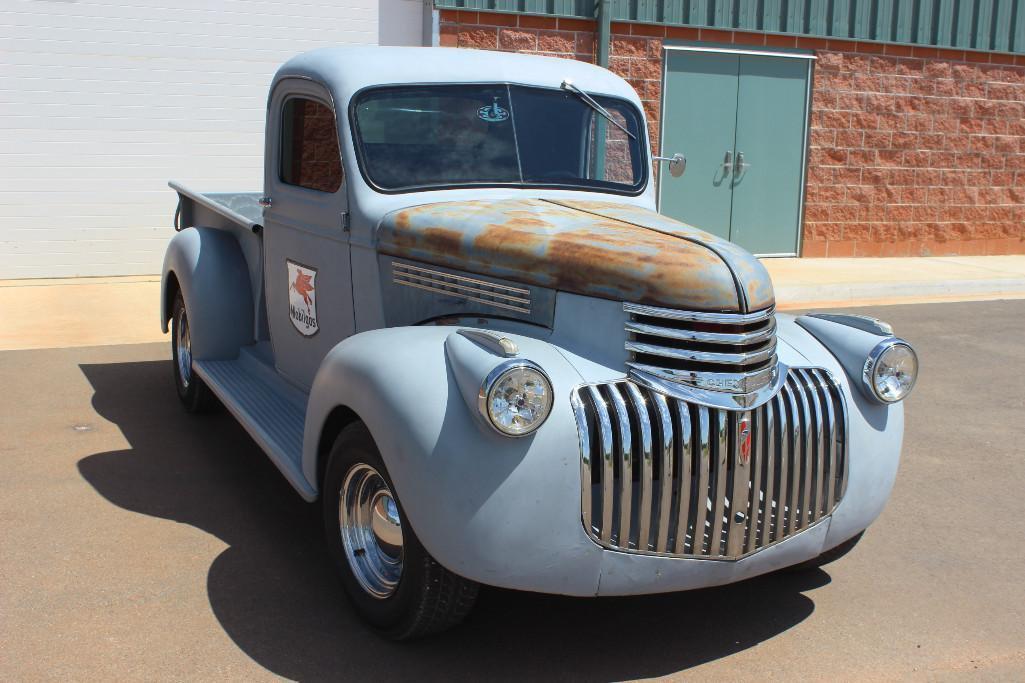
[162,46,917,639]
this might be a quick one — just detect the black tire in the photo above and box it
[786,531,865,572]
[170,291,218,413]
[322,422,478,640]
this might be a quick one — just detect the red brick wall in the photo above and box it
[439,10,1025,257]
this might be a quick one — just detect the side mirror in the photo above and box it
[654,153,686,178]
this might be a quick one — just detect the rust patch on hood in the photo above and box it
[377,198,775,312]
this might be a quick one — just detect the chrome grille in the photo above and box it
[624,303,777,394]
[571,369,847,560]
[392,261,531,314]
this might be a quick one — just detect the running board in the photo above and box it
[193,347,315,500]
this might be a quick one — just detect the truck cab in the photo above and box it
[162,47,917,639]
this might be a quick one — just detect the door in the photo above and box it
[659,48,812,256]
[263,80,355,389]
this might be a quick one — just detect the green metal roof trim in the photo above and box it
[436,0,1025,55]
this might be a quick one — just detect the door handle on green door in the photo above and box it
[721,150,733,175]
[734,152,751,175]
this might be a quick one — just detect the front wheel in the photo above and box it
[322,422,478,639]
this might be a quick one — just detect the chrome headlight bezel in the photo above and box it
[862,338,918,404]
[477,359,553,437]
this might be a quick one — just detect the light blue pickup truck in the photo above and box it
[163,46,917,639]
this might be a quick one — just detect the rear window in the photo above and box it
[280,97,343,193]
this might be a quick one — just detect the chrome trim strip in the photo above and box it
[392,261,531,314]
[624,302,775,324]
[394,261,530,295]
[394,279,531,314]
[626,362,784,410]
[626,340,777,365]
[624,319,777,345]
[395,271,531,306]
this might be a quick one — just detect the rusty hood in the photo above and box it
[377,198,774,313]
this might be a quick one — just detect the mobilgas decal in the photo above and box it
[287,260,318,336]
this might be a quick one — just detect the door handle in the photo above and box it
[734,152,751,175]
[722,150,733,175]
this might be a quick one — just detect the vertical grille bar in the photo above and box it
[625,383,654,551]
[607,385,633,548]
[673,402,693,554]
[783,379,802,534]
[573,368,848,561]
[727,410,753,557]
[799,369,826,523]
[651,392,674,553]
[693,406,711,555]
[815,369,838,514]
[793,374,813,531]
[744,404,763,555]
[709,411,729,556]
[587,385,615,545]
[570,390,593,537]
[758,398,776,548]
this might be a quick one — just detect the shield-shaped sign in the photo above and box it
[287,260,318,336]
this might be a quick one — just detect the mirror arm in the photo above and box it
[653,153,687,178]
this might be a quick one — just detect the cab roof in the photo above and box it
[273,46,641,107]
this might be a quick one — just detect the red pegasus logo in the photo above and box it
[738,417,752,465]
[290,270,315,311]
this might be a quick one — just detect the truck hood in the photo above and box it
[377,198,774,313]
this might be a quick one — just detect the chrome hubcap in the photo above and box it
[339,464,403,599]
[175,307,192,389]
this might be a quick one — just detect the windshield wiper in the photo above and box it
[561,79,637,140]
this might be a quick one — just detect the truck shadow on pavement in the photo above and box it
[77,359,827,682]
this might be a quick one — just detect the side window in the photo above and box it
[280,97,343,193]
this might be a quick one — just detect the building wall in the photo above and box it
[0,0,378,279]
[439,10,1025,257]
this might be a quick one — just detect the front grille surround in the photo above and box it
[624,302,778,396]
[571,368,848,561]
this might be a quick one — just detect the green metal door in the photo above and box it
[659,48,811,255]
[659,50,739,242]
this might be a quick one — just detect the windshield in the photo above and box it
[351,84,646,194]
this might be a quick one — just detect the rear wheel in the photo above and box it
[322,422,478,639]
[170,291,218,413]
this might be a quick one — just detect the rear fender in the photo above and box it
[161,227,254,360]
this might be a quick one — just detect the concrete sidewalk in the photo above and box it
[2,256,1024,351]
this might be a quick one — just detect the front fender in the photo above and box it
[302,326,609,595]
[161,227,254,360]
[776,314,905,550]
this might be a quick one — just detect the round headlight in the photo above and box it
[478,361,553,437]
[863,339,918,403]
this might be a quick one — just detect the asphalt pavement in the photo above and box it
[2,300,1024,681]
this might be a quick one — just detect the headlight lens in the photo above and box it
[863,339,918,403]
[479,361,553,437]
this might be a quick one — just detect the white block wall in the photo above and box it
[0,0,386,278]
